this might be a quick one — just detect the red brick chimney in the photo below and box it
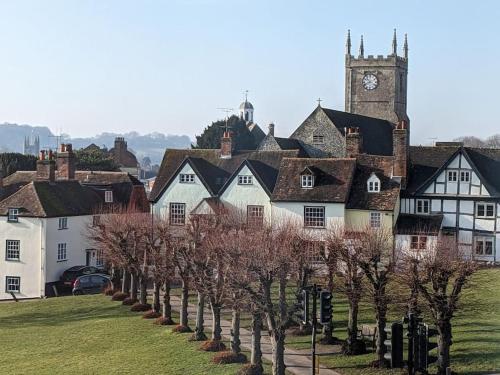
[220,131,232,159]
[393,120,408,185]
[57,143,76,180]
[36,150,56,182]
[345,127,363,157]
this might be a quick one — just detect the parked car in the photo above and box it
[72,274,112,295]
[60,265,105,289]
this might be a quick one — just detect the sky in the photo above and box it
[0,0,499,145]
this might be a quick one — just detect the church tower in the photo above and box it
[345,30,409,124]
[239,91,254,123]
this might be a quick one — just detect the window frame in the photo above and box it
[301,174,314,189]
[179,174,196,184]
[92,215,100,227]
[237,175,253,185]
[6,240,20,261]
[410,235,428,251]
[447,170,458,182]
[104,190,113,203]
[7,208,19,223]
[247,205,264,227]
[303,206,325,228]
[476,202,495,218]
[415,199,430,214]
[474,236,494,256]
[460,170,471,182]
[58,217,68,230]
[370,212,381,228]
[5,276,20,293]
[57,243,68,262]
[169,202,186,226]
[312,135,325,145]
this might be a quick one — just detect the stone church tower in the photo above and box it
[344,30,409,124]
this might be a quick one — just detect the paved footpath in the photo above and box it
[170,296,341,375]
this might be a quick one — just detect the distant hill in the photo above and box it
[0,123,192,164]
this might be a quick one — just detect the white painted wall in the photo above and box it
[395,234,438,259]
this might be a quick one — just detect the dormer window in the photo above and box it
[301,175,314,188]
[312,135,325,144]
[367,173,380,193]
[8,208,19,222]
[105,190,113,203]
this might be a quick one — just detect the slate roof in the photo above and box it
[150,149,300,202]
[396,214,444,235]
[272,158,356,203]
[406,146,500,196]
[346,155,400,211]
[0,180,103,218]
[321,108,395,156]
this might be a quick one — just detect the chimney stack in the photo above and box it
[393,120,409,186]
[268,123,275,136]
[57,143,76,180]
[220,131,232,159]
[345,127,363,157]
[36,150,56,182]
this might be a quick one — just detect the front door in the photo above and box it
[86,250,97,267]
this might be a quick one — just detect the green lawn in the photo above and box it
[0,295,259,375]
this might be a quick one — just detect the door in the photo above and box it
[86,250,98,267]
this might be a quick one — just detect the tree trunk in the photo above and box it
[251,312,263,373]
[139,274,148,305]
[162,280,173,321]
[230,307,241,354]
[130,271,138,301]
[194,292,207,340]
[322,269,336,343]
[211,302,222,341]
[180,278,189,327]
[437,318,452,375]
[269,327,286,375]
[346,299,359,352]
[121,269,130,294]
[375,304,387,366]
[152,281,161,313]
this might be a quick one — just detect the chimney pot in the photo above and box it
[220,131,232,159]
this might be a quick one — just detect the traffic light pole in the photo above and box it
[311,284,317,375]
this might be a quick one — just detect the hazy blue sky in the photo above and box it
[0,0,499,145]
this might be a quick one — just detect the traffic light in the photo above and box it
[384,322,404,368]
[415,323,438,371]
[319,290,332,325]
[301,289,310,324]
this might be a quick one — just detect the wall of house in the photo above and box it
[220,165,272,223]
[152,163,211,221]
[345,209,395,231]
[395,234,438,259]
[0,217,43,300]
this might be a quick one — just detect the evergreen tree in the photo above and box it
[0,153,37,176]
[74,148,119,171]
[193,115,256,150]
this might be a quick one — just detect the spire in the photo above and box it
[359,35,364,58]
[403,33,408,59]
[346,29,351,55]
[392,28,397,55]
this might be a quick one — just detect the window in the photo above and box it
[370,212,381,228]
[238,175,253,185]
[169,203,186,225]
[92,215,100,227]
[6,240,20,261]
[367,173,381,193]
[57,243,67,261]
[301,175,314,188]
[410,236,428,251]
[58,217,68,230]
[96,250,104,267]
[304,206,325,228]
[475,237,494,256]
[416,199,430,214]
[312,135,325,144]
[8,208,19,222]
[105,190,113,203]
[476,203,495,218]
[447,170,458,182]
[247,205,264,227]
[5,276,20,293]
[460,171,470,182]
[179,174,195,183]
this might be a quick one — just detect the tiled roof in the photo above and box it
[150,149,300,202]
[396,214,444,235]
[346,155,400,211]
[271,158,356,203]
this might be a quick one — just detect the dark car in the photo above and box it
[60,265,104,289]
[72,274,112,295]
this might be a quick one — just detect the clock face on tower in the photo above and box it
[362,73,378,90]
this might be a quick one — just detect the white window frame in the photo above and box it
[416,199,430,214]
[5,276,20,293]
[474,236,494,256]
[247,205,264,227]
[58,217,68,230]
[238,175,253,185]
[476,202,495,218]
[8,208,19,222]
[410,235,428,251]
[312,135,325,144]
[105,190,113,203]
[370,212,381,228]
[57,243,67,262]
[96,249,104,267]
[179,174,195,183]
[6,240,20,261]
[304,206,325,228]
[169,203,186,226]
[301,175,314,188]
[447,170,458,182]
[460,171,471,182]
